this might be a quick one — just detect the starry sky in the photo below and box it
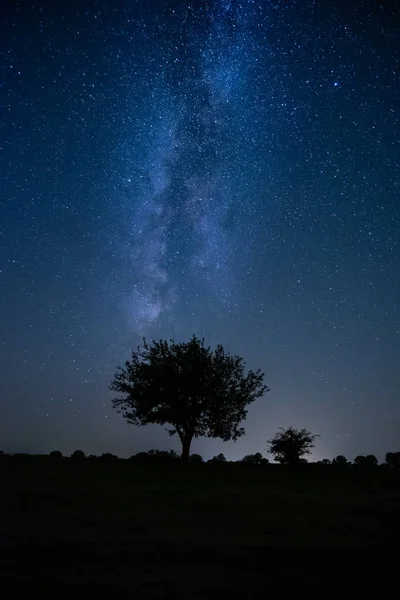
[1,0,399,461]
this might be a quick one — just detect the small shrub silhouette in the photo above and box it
[71,449,86,460]
[332,455,348,465]
[49,450,62,460]
[385,452,400,468]
[209,453,227,463]
[189,453,204,463]
[100,452,119,462]
[241,452,268,465]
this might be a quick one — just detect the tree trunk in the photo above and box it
[180,435,193,462]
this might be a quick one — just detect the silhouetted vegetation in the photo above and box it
[354,454,378,467]
[3,447,400,468]
[240,452,269,465]
[266,427,319,464]
[128,449,179,464]
[332,455,349,465]
[386,452,400,468]
[189,453,204,463]
[70,449,86,460]
[110,336,268,461]
[4,447,399,469]
[99,452,119,462]
[209,453,227,463]
[49,450,62,459]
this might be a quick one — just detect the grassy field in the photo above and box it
[1,457,400,597]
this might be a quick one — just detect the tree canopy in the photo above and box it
[49,450,62,459]
[385,452,400,468]
[71,449,85,460]
[266,426,319,465]
[209,453,227,463]
[332,455,348,465]
[353,454,378,467]
[110,336,268,460]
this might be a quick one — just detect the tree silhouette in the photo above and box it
[128,450,179,463]
[332,454,348,465]
[100,452,118,462]
[49,450,62,459]
[71,449,86,460]
[241,452,268,465]
[110,336,268,461]
[266,427,319,465]
[189,453,204,463]
[129,452,149,462]
[353,454,378,467]
[385,452,400,468]
[209,453,227,463]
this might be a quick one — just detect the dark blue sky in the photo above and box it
[1,0,399,461]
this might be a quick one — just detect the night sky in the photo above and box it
[1,0,399,461]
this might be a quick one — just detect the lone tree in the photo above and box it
[110,336,268,461]
[266,426,319,465]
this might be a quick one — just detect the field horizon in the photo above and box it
[1,454,399,596]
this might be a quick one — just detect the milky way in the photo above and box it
[0,0,399,460]
[117,1,263,330]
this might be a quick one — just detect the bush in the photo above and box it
[241,452,268,465]
[189,453,204,463]
[353,455,378,467]
[332,455,348,465]
[129,450,179,464]
[385,452,400,468]
[266,427,319,465]
[49,450,62,460]
[129,452,148,462]
[100,452,119,462]
[71,449,86,460]
[209,453,227,463]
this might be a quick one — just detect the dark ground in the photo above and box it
[1,457,399,597]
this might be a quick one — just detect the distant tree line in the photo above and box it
[2,447,400,468]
